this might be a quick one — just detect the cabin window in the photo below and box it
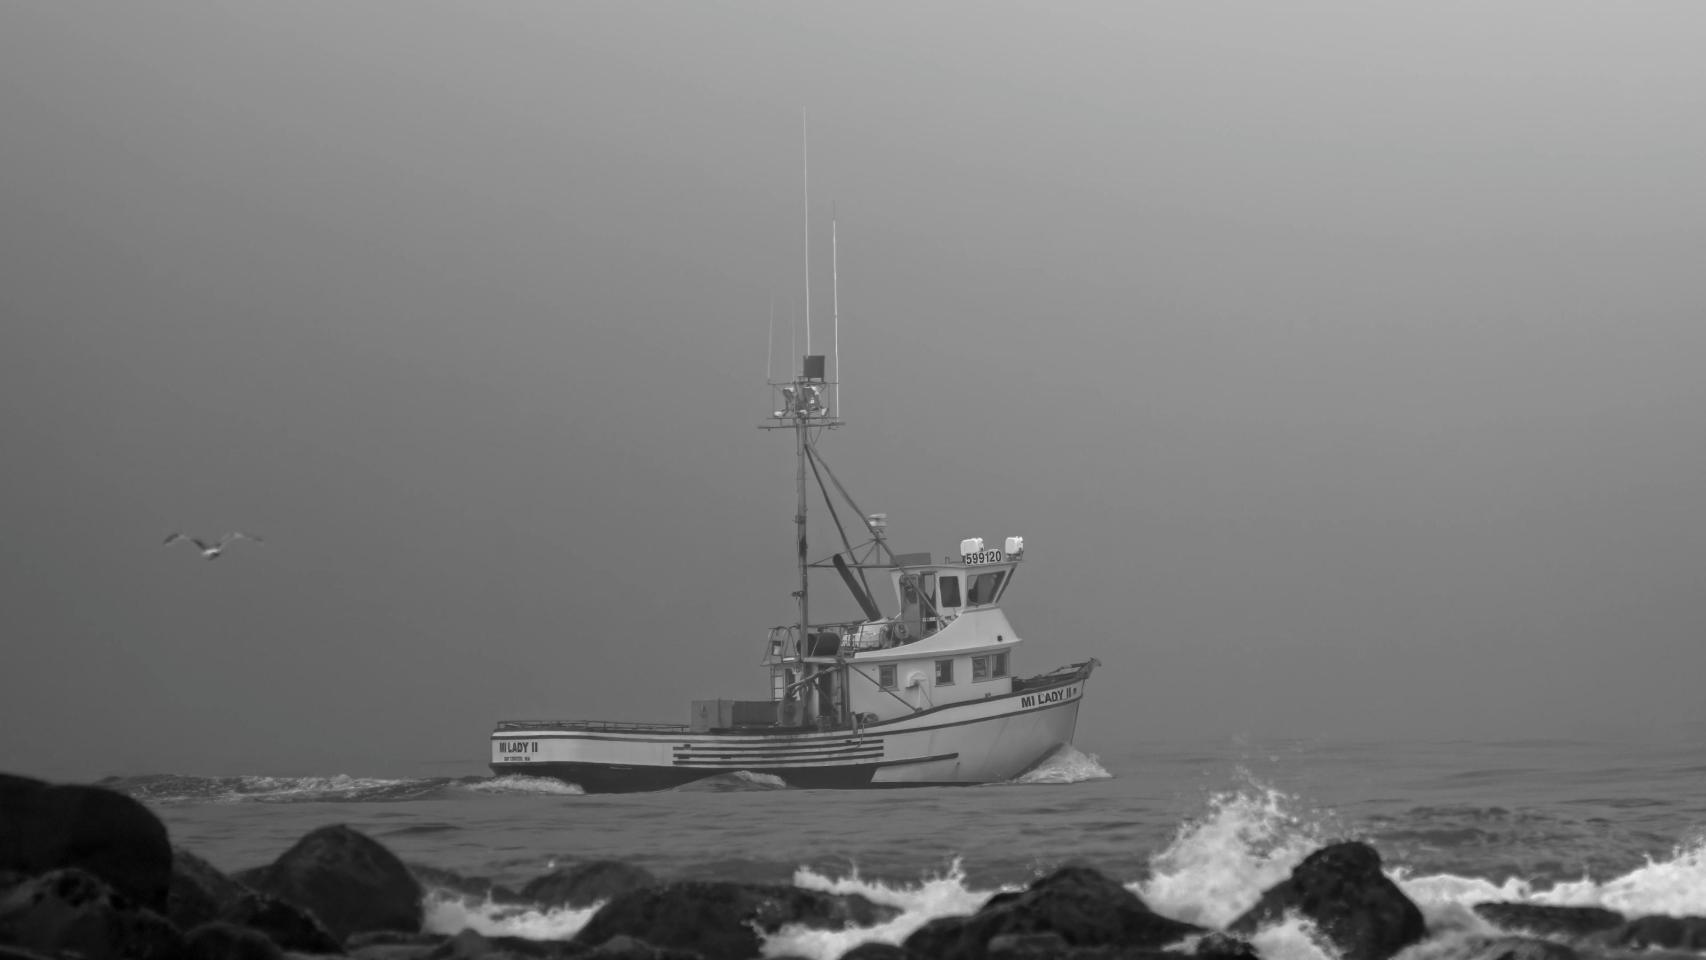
[879,664,897,689]
[939,576,961,608]
[967,571,1006,605]
[993,651,1009,677]
[935,659,954,685]
[972,656,989,681]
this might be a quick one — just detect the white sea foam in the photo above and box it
[1136,785,1325,928]
[1247,914,1338,960]
[461,775,585,796]
[422,890,601,940]
[1010,744,1114,784]
[1397,834,1706,918]
[764,860,1016,958]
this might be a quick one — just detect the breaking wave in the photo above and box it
[104,773,453,804]
[279,781,1706,960]
[458,775,586,796]
[422,890,601,941]
[673,770,790,792]
[1009,743,1114,785]
[1397,834,1706,919]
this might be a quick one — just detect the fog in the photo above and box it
[4,2,1704,780]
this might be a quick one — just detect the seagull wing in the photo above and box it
[223,532,264,545]
[163,532,186,546]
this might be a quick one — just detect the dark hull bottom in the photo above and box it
[491,761,904,793]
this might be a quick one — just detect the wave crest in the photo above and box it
[1136,785,1327,929]
[460,775,585,796]
[1398,834,1706,919]
[107,773,448,804]
[1011,744,1113,784]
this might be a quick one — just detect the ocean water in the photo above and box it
[108,738,1706,959]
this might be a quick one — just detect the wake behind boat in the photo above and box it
[489,348,1098,792]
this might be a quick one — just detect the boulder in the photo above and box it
[521,860,659,908]
[572,880,896,960]
[238,824,424,941]
[1193,932,1262,960]
[1229,841,1425,960]
[171,845,342,954]
[184,920,287,960]
[986,931,1072,958]
[171,846,255,929]
[899,865,1204,960]
[578,934,709,959]
[0,773,174,911]
[1460,936,1581,960]
[0,867,185,960]
[1595,915,1706,951]
[836,943,911,960]
[231,891,347,954]
[1472,902,1625,939]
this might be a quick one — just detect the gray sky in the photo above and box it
[4,2,1705,781]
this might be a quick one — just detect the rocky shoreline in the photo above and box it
[4,773,1704,960]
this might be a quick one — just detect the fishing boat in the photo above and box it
[488,348,1097,791]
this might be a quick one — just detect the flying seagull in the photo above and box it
[163,531,264,560]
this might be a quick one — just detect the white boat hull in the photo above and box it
[490,664,1093,792]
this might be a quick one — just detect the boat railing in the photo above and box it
[1009,659,1100,692]
[493,719,691,733]
[763,615,965,660]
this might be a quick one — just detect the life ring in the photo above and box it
[892,622,911,642]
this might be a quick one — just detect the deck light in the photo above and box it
[1004,536,1024,557]
[960,537,984,556]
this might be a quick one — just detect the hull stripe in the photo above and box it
[496,694,1082,745]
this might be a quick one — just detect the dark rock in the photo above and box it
[836,943,911,960]
[346,929,446,949]
[232,891,346,954]
[1472,902,1625,939]
[1229,841,1425,960]
[172,846,255,929]
[987,931,1071,958]
[573,880,896,960]
[521,860,659,908]
[185,920,288,960]
[170,845,342,954]
[1596,914,1706,951]
[1461,935,1581,960]
[425,928,503,958]
[0,867,185,960]
[1194,932,1261,960]
[239,824,425,941]
[0,773,174,911]
[902,915,966,959]
[420,928,600,959]
[899,865,1204,960]
[579,934,709,959]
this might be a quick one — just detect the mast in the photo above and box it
[832,208,841,419]
[762,356,841,715]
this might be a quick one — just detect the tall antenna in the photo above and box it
[801,109,812,357]
[766,295,776,382]
[831,205,841,418]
